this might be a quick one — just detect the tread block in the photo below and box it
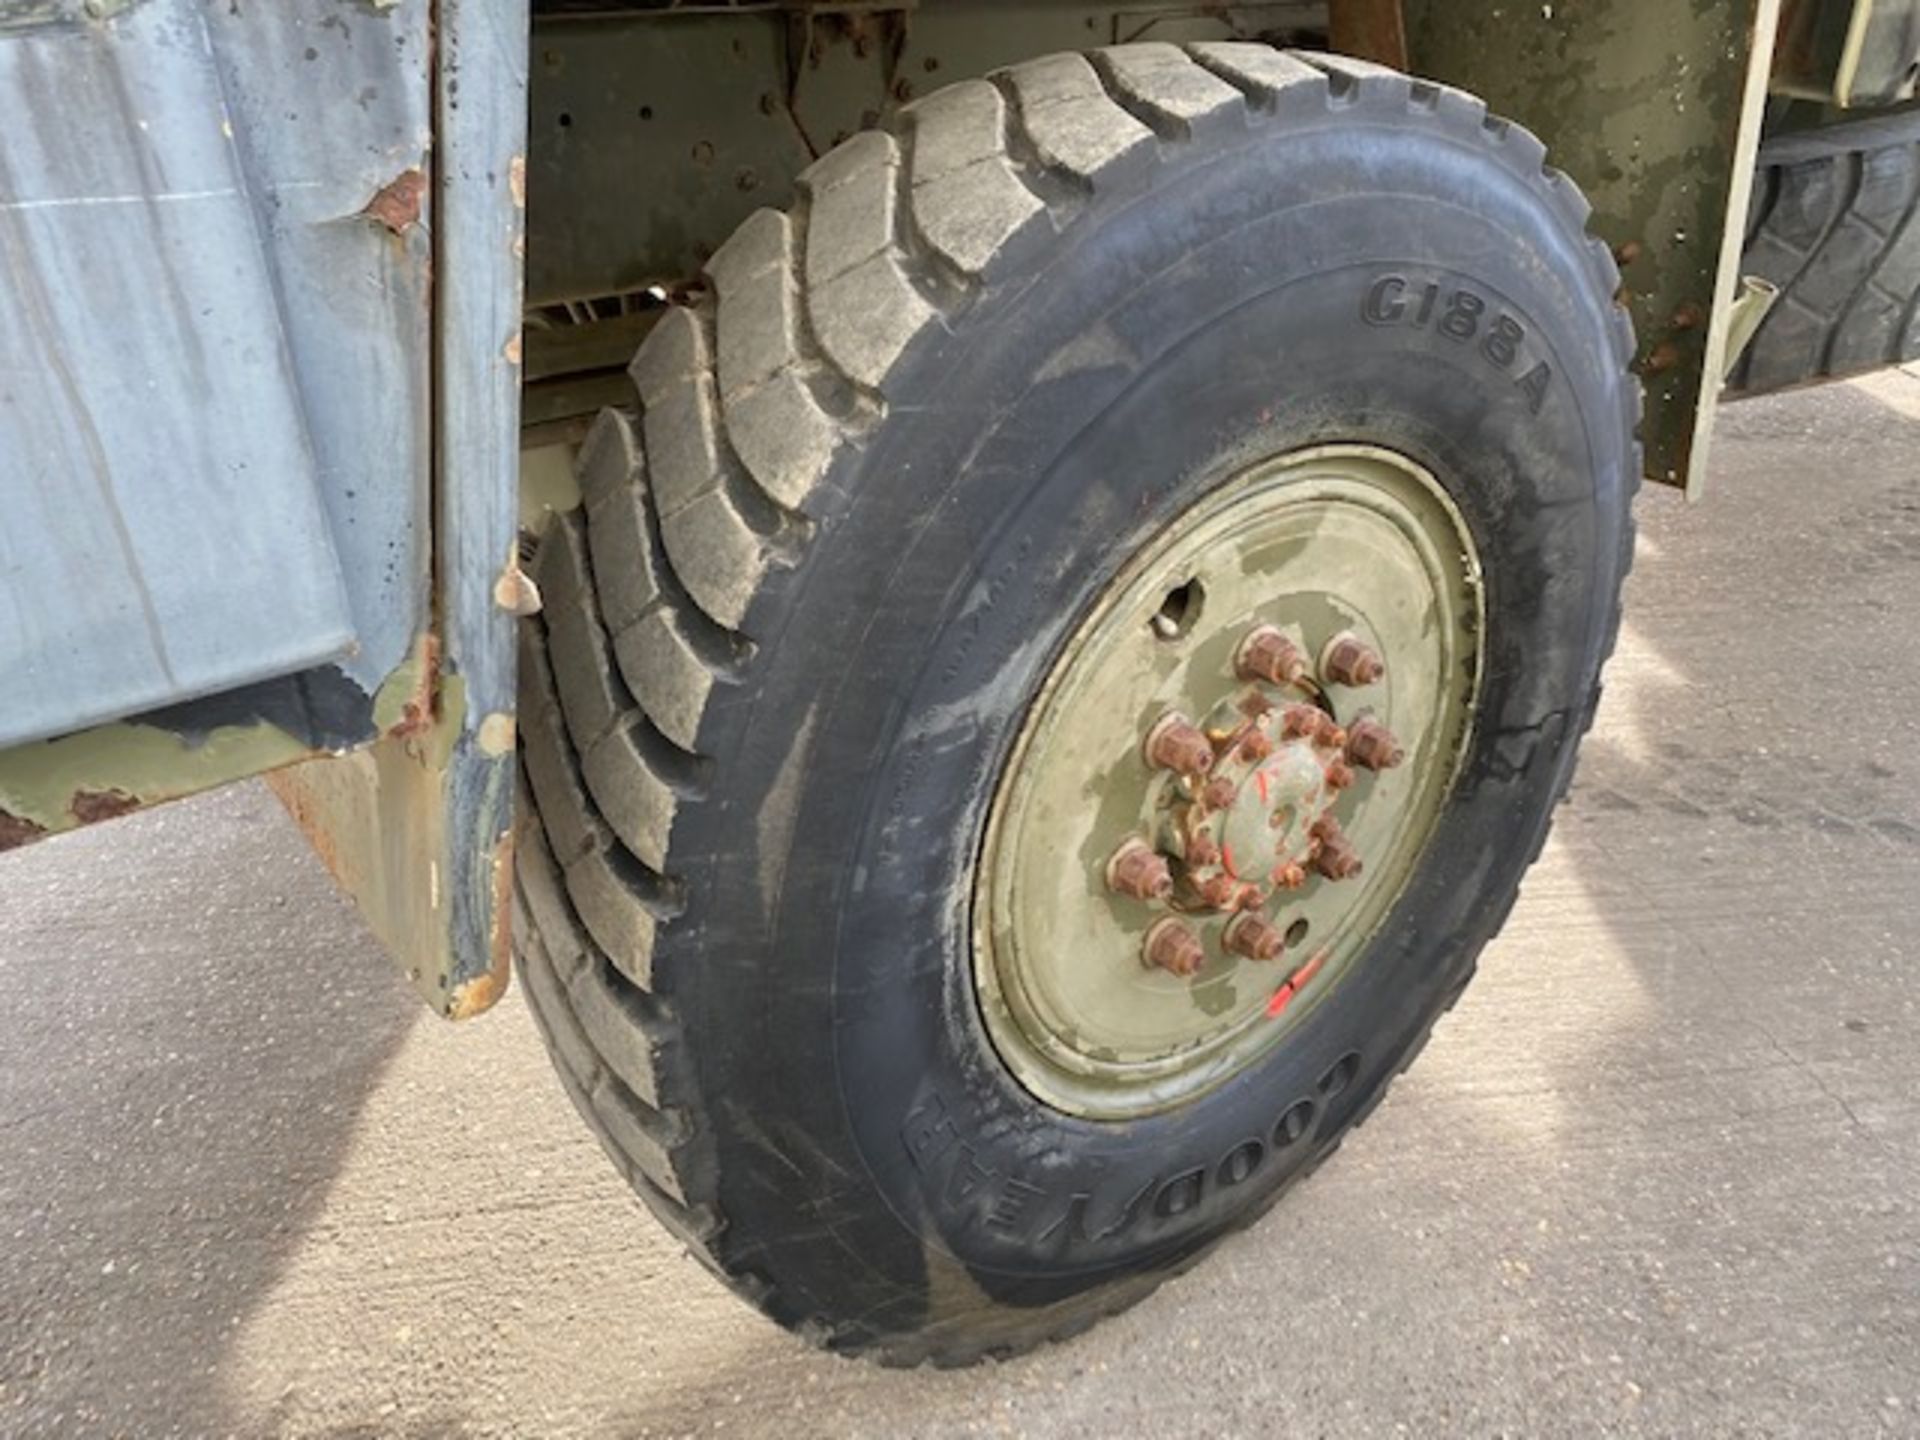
[722,371,842,511]
[1744,299,1830,392]
[1830,289,1909,371]
[568,960,669,1109]
[644,369,726,519]
[518,917,606,1095]
[581,720,678,872]
[710,215,802,398]
[513,808,592,985]
[905,81,1007,183]
[564,844,659,990]
[1185,42,1324,114]
[997,51,1104,108]
[1853,142,1920,229]
[998,55,1155,184]
[808,253,937,391]
[630,306,710,410]
[906,79,1049,278]
[587,1075,687,1205]
[537,515,627,755]
[804,131,904,285]
[1093,43,1244,137]
[521,699,609,869]
[574,405,644,511]
[912,156,1049,278]
[578,411,663,632]
[519,627,612,867]
[547,601,625,755]
[707,210,844,510]
[584,482,667,635]
[610,608,716,754]
[1297,49,1408,97]
[659,489,770,632]
[1796,216,1888,315]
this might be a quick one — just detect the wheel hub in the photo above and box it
[972,445,1484,1119]
[1144,688,1374,932]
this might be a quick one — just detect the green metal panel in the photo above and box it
[1403,0,1782,492]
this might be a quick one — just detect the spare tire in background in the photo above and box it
[1732,107,1920,396]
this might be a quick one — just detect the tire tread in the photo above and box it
[1733,108,1920,394]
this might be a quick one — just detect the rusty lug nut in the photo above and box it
[1313,711,1347,748]
[1186,833,1221,867]
[1235,626,1309,686]
[1310,818,1363,881]
[1322,633,1385,688]
[1323,756,1356,791]
[1143,919,1207,977]
[1347,717,1406,771]
[1239,731,1273,762]
[1280,703,1323,740]
[1145,713,1214,775]
[1201,776,1237,811]
[1223,911,1287,962]
[1271,861,1308,890]
[1106,838,1173,901]
[1199,874,1241,911]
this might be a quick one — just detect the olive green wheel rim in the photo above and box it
[971,445,1486,1121]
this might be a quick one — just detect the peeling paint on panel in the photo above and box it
[492,549,542,616]
[68,788,140,824]
[476,712,516,755]
[0,810,48,852]
[361,166,428,234]
[0,717,318,837]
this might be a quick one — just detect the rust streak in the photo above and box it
[390,633,441,738]
[361,167,427,235]
[264,767,346,880]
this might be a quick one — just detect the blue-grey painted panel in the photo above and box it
[199,0,433,695]
[0,0,433,747]
[0,2,357,746]
[435,0,529,1003]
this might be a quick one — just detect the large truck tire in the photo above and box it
[1733,107,1920,395]
[513,43,1638,1364]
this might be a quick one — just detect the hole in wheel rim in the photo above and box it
[1149,578,1205,641]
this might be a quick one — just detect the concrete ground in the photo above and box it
[4,372,1919,1439]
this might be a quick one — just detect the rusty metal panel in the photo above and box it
[269,0,530,1019]
[1328,0,1409,69]
[1403,0,1783,493]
